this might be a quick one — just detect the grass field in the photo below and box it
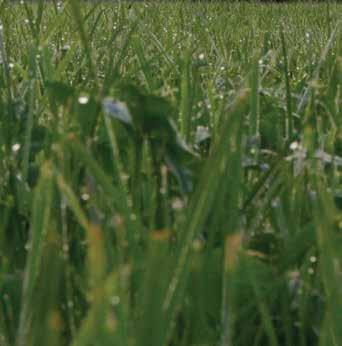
[0,1,341,345]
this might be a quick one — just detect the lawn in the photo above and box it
[0,1,341,345]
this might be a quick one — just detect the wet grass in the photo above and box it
[0,1,341,346]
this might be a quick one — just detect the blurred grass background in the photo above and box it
[0,1,341,345]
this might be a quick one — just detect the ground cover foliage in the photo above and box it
[0,1,341,345]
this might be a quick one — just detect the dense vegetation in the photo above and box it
[0,1,341,346]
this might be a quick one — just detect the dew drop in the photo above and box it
[260,163,270,172]
[309,190,317,200]
[81,193,90,201]
[171,197,185,210]
[271,198,280,208]
[78,96,89,105]
[12,143,21,152]
[308,267,314,275]
[309,256,317,263]
[290,141,299,150]
[110,296,120,306]
[62,44,71,52]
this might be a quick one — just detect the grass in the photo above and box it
[0,1,341,345]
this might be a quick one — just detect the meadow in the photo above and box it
[0,1,341,345]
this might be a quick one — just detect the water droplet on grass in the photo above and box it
[62,44,70,52]
[290,141,299,150]
[171,197,185,210]
[309,190,317,200]
[78,96,89,105]
[12,143,21,152]
[308,267,314,275]
[271,198,280,208]
[260,163,270,172]
[110,296,120,306]
[309,256,317,263]
[81,193,90,201]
